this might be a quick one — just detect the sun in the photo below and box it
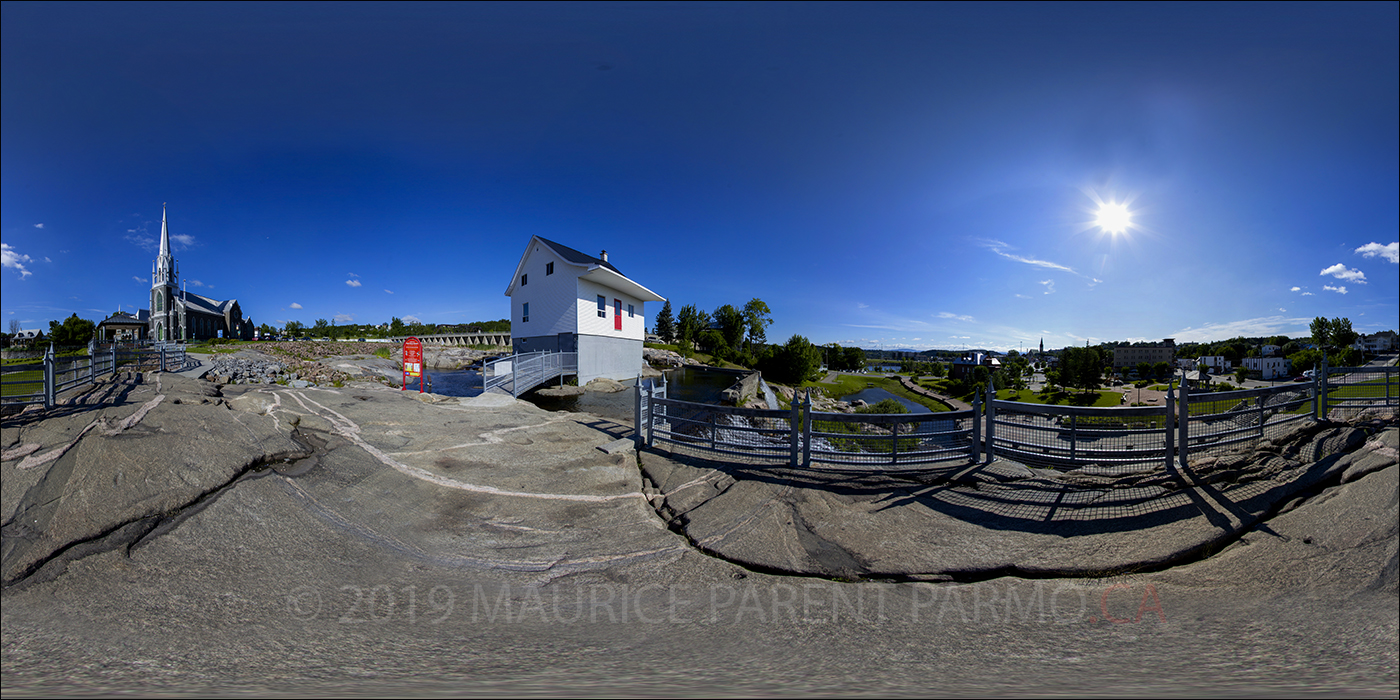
[1095,202,1132,234]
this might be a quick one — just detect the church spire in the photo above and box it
[153,203,176,289]
[158,203,171,258]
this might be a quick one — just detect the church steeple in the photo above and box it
[154,203,176,289]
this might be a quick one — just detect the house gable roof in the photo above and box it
[505,236,664,302]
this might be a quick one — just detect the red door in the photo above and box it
[614,299,622,331]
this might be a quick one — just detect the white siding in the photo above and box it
[509,245,579,339]
[575,277,645,341]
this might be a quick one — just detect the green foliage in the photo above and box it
[758,334,823,384]
[742,298,772,347]
[654,301,675,344]
[47,314,96,347]
[1057,346,1104,393]
[713,304,746,351]
[389,317,406,337]
[373,347,392,359]
[856,398,908,414]
[312,319,330,337]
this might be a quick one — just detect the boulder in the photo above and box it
[585,377,627,393]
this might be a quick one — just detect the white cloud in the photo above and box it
[348,272,360,278]
[1290,286,1301,292]
[170,234,195,249]
[980,239,1076,273]
[133,276,147,284]
[43,257,51,263]
[1320,263,1366,284]
[1014,293,1031,299]
[289,302,303,309]
[384,289,394,294]
[346,279,362,287]
[333,313,355,323]
[1323,285,1348,294]
[2,243,34,278]
[34,223,44,229]
[937,311,974,322]
[188,279,205,287]
[1170,316,1310,343]
[1040,279,1055,294]
[856,303,869,309]
[1301,292,1313,296]
[402,315,422,324]
[1354,241,1399,263]
[1278,308,1286,313]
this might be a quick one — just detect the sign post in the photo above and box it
[402,337,423,392]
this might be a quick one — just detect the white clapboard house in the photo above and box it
[505,237,665,383]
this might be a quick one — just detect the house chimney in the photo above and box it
[600,250,608,262]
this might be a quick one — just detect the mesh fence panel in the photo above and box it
[1185,384,1315,458]
[808,410,975,467]
[991,402,1167,474]
[1321,367,1398,421]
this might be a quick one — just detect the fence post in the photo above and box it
[985,380,996,463]
[1069,413,1077,463]
[789,389,801,468]
[634,376,644,449]
[160,346,166,373]
[802,391,812,467]
[1178,380,1190,469]
[971,392,981,463]
[1318,355,1328,419]
[646,383,656,448]
[43,344,55,410]
[1164,384,1175,471]
[111,347,117,378]
[709,409,717,452]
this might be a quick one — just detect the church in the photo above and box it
[146,206,255,342]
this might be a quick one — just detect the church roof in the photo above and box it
[179,291,236,316]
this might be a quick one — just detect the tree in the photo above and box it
[389,317,406,337]
[742,298,772,348]
[1329,317,1357,351]
[1310,316,1332,351]
[1152,361,1172,380]
[654,301,675,344]
[713,304,747,351]
[698,329,728,358]
[757,334,822,385]
[8,319,20,336]
[1135,362,1153,379]
[1058,346,1104,393]
[284,320,305,337]
[312,319,330,338]
[47,314,96,347]
[676,304,699,348]
[842,346,866,372]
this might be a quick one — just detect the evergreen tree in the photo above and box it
[654,300,675,344]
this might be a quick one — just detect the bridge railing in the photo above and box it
[483,351,577,397]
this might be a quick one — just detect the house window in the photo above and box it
[628,304,634,318]
[614,299,622,331]
[521,274,528,286]
[597,295,606,318]
[522,303,529,323]
[546,262,554,275]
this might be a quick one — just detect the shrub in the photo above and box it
[856,398,908,414]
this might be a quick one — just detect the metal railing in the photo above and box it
[483,350,578,397]
[633,364,1397,472]
[1,342,188,411]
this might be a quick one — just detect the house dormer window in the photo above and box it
[546,262,554,275]
[597,295,606,318]
[521,274,528,286]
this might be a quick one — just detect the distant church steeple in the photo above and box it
[153,203,177,289]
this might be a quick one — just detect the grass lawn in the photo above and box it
[805,374,951,412]
[996,388,1123,407]
[0,368,44,398]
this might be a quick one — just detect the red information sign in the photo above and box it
[402,337,423,392]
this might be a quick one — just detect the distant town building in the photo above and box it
[1259,344,1281,357]
[505,236,664,383]
[1194,356,1231,373]
[1112,339,1175,368]
[147,206,255,342]
[1355,331,1396,353]
[1242,356,1291,380]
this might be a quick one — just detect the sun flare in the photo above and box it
[1095,202,1132,234]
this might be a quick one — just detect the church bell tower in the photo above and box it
[149,204,179,342]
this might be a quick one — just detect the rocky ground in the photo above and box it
[1,367,1395,697]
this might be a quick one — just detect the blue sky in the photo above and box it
[3,2,1396,351]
